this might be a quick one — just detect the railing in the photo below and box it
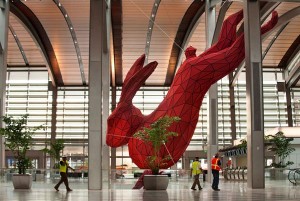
[288,168,300,186]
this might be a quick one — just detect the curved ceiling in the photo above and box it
[6,0,300,87]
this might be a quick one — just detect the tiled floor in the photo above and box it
[0,178,299,201]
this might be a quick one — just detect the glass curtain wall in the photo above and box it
[6,70,52,143]
[4,69,292,169]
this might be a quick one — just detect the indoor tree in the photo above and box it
[0,114,44,174]
[266,131,295,168]
[133,116,180,175]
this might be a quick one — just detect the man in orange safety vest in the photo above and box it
[211,153,221,191]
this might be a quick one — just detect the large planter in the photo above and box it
[12,174,32,189]
[144,175,169,190]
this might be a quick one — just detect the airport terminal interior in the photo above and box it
[0,0,300,200]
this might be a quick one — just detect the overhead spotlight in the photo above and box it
[70,27,73,30]
[152,14,155,18]
[58,3,61,7]
[65,14,68,18]
[75,41,77,44]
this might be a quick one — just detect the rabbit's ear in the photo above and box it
[123,54,145,84]
[120,61,158,103]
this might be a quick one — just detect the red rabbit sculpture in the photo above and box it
[106,10,278,169]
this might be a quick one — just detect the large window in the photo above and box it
[5,68,293,168]
[6,70,52,144]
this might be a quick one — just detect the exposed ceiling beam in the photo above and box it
[144,0,160,65]
[9,25,29,65]
[165,1,205,86]
[10,1,63,86]
[286,61,300,88]
[230,5,300,86]
[53,0,86,85]
[279,34,300,69]
[212,0,232,44]
[282,35,300,88]
[111,0,123,86]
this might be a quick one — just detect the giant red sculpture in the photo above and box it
[106,10,278,169]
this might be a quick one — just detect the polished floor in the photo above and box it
[0,177,299,201]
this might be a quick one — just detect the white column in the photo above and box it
[89,0,110,190]
[102,0,111,190]
[243,0,265,189]
[0,0,9,169]
[205,0,218,184]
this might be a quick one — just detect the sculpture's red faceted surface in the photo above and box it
[106,10,278,169]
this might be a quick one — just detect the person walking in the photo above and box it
[211,153,221,191]
[54,156,75,192]
[191,157,202,190]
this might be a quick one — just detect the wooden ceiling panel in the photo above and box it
[122,0,152,82]
[147,0,193,85]
[9,15,45,66]
[264,12,300,67]
[24,0,83,85]
[60,0,90,84]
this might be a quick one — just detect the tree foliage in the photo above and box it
[0,115,44,174]
[41,139,65,168]
[266,131,295,168]
[133,116,180,175]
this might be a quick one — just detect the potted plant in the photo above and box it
[133,115,180,190]
[0,114,44,189]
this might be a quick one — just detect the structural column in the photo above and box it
[243,0,265,189]
[286,87,293,127]
[0,0,9,169]
[89,0,110,190]
[110,86,117,180]
[205,0,218,184]
[50,82,57,169]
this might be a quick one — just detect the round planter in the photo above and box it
[143,175,169,190]
[12,174,32,189]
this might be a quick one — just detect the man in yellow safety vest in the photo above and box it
[54,156,75,192]
[191,157,202,190]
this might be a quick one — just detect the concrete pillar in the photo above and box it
[205,0,218,184]
[286,87,293,127]
[229,73,236,144]
[0,0,9,169]
[111,86,116,180]
[89,0,110,190]
[50,83,57,169]
[243,0,265,189]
